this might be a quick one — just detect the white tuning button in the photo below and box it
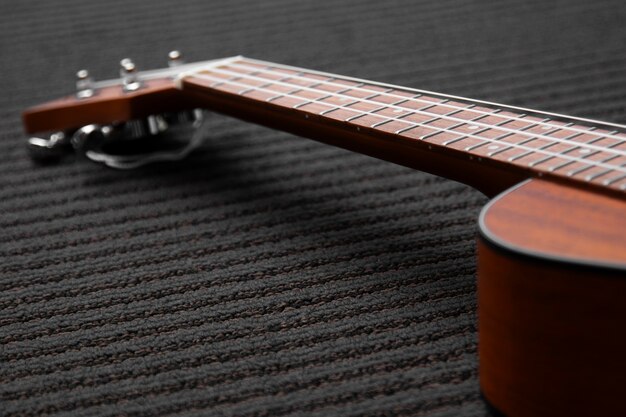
[120,58,142,92]
[168,50,184,67]
[76,69,94,99]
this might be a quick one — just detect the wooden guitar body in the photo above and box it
[478,179,626,417]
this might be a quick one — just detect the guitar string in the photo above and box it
[186,71,626,177]
[190,69,626,185]
[202,65,626,161]
[205,65,626,185]
[229,60,626,148]
[191,71,626,179]
[178,59,626,184]
[95,56,626,151]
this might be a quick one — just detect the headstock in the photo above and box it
[23,51,225,168]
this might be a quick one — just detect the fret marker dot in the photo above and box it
[467,125,480,130]
[488,145,499,150]
[393,109,403,113]
[541,125,552,130]
[579,148,591,154]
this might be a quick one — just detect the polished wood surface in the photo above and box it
[478,179,626,417]
[22,57,626,197]
[182,57,626,196]
[481,179,626,268]
[22,79,191,134]
[181,79,525,196]
[478,241,626,417]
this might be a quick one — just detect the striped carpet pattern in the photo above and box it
[2,0,626,415]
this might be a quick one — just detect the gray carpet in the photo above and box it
[2,0,626,415]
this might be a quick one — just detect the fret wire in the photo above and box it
[432,104,485,143]
[206,66,626,159]
[507,123,574,162]
[567,153,621,177]
[563,133,623,175]
[530,154,567,168]
[211,67,269,89]
[465,129,516,151]
[267,86,302,102]
[370,94,445,128]
[265,71,309,102]
[486,118,550,157]
[369,96,420,127]
[537,127,606,170]
[194,72,626,174]
[291,79,336,105]
[322,88,379,117]
[552,160,578,173]
[440,108,504,146]
[320,83,366,115]
[237,70,265,95]
[448,111,520,148]
[529,130,588,167]
[547,129,600,172]
[342,89,396,120]
[603,172,626,187]
[464,113,529,152]
[228,61,626,149]
[209,74,243,89]
[238,67,289,95]
[293,90,333,108]
[394,100,452,135]
[321,99,358,114]
[585,163,625,181]
[345,89,399,123]
[441,119,492,145]
[293,77,341,109]
[189,72,626,174]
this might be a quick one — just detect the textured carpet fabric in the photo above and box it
[2,0,626,416]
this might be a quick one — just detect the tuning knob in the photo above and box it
[27,131,70,162]
[76,69,94,99]
[120,58,142,92]
[168,50,184,67]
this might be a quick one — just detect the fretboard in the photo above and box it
[178,57,626,196]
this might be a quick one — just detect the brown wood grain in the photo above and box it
[478,240,626,417]
[20,58,626,197]
[193,59,626,194]
[22,79,194,134]
[478,179,626,417]
[180,78,526,196]
[481,179,626,268]
[180,69,626,198]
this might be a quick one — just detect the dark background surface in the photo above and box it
[2,1,626,416]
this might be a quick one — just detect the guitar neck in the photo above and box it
[177,57,626,197]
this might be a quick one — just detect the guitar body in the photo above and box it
[478,179,626,417]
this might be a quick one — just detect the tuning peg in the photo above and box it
[27,132,70,162]
[76,69,94,99]
[120,58,142,92]
[168,50,184,67]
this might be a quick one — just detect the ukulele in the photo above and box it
[21,52,626,417]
